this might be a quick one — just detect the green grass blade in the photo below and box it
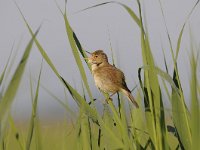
[175,24,185,61]
[34,116,42,150]
[190,52,200,150]
[97,116,124,149]
[129,92,148,149]
[106,97,133,149]
[158,0,199,93]
[171,70,192,149]
[73,33,91,70]
[161,44,169,73]
[158,0,175,60]
[77,1,141,28]
[63,8,94,102]
[8,115,25,150]
[118,2,141,28]
[0,47,13,87]
[0,29,38,124]
[4,39,23,86]
[136,0,170,149]
[74,111,83,150]
[138,66,172,149]
[141,66,178,92]
[26,62,42,150]
[175,0,199,60]
[100,105,116,148]
[15,3,99,123]
[80,109,92,150]
[137,1,159,149]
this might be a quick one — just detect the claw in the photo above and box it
[106,97,113,103]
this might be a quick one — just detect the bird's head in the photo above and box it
[86,50,108,65]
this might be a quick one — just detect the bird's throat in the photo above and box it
[91,62,108,71]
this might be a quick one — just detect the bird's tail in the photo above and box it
[121,89,139,108]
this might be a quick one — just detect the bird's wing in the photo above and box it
[109,66,131,92]
[101,65,126,85]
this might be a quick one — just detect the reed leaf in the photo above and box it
[158,1,195,148]
[62,4,94,102]
[8,115,25,150]
[73,33,91,70]
[107,99,133,149]
[0,48,13,87]
[26,63,42,150]
[171,70,192,149]
[100,105,116,149]
[190,52,200,150]
[0,29,38,124]
[136,0,168,149]
[129,92,147,148]
[77,1,141,28]
[80,109,92,150]
[15,3,99,124]
[175,0,199,61]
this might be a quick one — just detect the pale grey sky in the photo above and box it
[0,0,199,121]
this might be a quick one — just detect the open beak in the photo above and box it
[85,51,92,55]
[84,51,92,61]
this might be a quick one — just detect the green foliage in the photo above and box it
[62,2,94,103]
[0,30,38,149]
[190,50,200,150]
[0,1,199,150]
[26,64,43,150]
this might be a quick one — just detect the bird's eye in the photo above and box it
[95,55,98,58]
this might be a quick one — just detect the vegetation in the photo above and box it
[0,0,199,149]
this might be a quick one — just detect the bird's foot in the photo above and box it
[105,97,113,104]
[88,99,97,105]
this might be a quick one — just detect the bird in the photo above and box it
[86,50,139,108]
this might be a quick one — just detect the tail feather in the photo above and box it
[121,89,139,108]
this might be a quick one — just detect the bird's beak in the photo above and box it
[85,51,92,55]
[84,51,92,62]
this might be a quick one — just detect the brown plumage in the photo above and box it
[87,50,139,108]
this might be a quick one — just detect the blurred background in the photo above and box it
[0,0,199,123]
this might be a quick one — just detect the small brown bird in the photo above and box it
[86,50,139,108]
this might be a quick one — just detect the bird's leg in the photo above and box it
[104,93,111,103]
[88,99,97,105]
[109,92,117,98]
[105,92,117,103]
[101,91,117,104]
